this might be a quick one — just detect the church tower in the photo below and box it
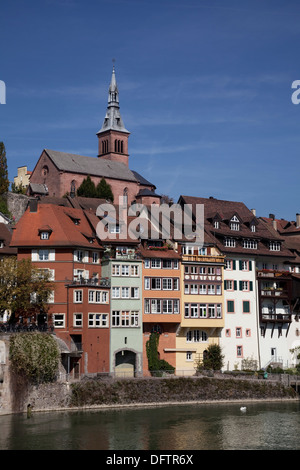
[97,66,130,166]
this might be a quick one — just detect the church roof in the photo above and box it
[43,149,154,186]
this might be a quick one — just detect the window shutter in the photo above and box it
[250,281,253,291]
[232,260,236,270]
[239,260,243,270]
[239,281,243,291]
[249,261,252,271]
[224,280,227,290]
[234,281,237,290]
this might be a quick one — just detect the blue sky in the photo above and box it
[1,0,300,221]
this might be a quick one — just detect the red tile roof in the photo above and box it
[10,204,103,249]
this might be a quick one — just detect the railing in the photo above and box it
[181,255,224,264]
[69,277,111,287]
[0,323,54,334]
[261,312,291,322]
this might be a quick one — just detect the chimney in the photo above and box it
[29,199,38,213]
[297,213,300,228]
[251,209,256,216]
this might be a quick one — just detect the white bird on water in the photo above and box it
[240,407,247,412]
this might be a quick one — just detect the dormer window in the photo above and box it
[38,227,52,240]
[269,241,281,251]
[40,232,49,240]
[230,215,240,231]
[109,224,120,233]
[214,220,219,229]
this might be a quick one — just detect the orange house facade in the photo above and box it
[140,245,181,374]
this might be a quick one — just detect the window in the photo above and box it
[112,310,139,327]
[224,238,236,247]
[40,231,49,240]
[53,314,65,328]
[112,264,120,276]
[237,346,243,357]
[186,330,208,343]
[214,220,219,229]
[243,240,257,249]
[199,304,207,318]
[109,225,120,233]
[225,280,235,291]
[236,327,242,337]
[190,304,198,318]
[88,313,108,328]
[227,300,235,313]
[88,290,108,303]
[151,278,161,290]
[269,242,281,251]
[163,278,172,290]
[241,261,248,271]
[208,285,215,295]
[151,259,161,268]
[230,216,240,231]
[240,281,249,291]
[74,290,83,303]
[198,284,205,294]
[92,252,99,263]
[191,284,198,294]
[39,249,49,261]
[144,259,150,268]
[112,287,120,298]
[163,299,173,313]
[131,265,139,276]
[162,260,172,269]
[186,352,193,361]
[151,299,161,313]
[73,313,82,327]
[121,287,129,298]
[122,265,129,276]
[74,250,84,262]
[131,287,139,298]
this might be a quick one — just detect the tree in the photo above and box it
[96,177,114,201]
[197,344,224,371]
[77,175,97,198]
[0,142,9,195]
[0,257,54,322]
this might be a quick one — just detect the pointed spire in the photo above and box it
[97,66,129,135]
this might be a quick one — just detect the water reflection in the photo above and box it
[0,401,299,450]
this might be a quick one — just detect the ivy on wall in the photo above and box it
[146,332,175,374]
[9,333,60,384]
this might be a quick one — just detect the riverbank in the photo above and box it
[3,374,297,416]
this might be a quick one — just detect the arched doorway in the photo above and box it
[115,350,136,377]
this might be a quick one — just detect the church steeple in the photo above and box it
[97,66,130,166]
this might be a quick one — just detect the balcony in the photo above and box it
[68,277,111,288]
[181,255,225,264]
[260,288,288,298]
[261,311,292,323]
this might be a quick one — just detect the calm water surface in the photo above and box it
[0,401,300,450]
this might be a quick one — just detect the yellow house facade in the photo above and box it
[176,244,225,375]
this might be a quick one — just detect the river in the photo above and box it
[0,401,299,451]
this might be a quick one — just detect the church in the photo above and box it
[27,67,161,206]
